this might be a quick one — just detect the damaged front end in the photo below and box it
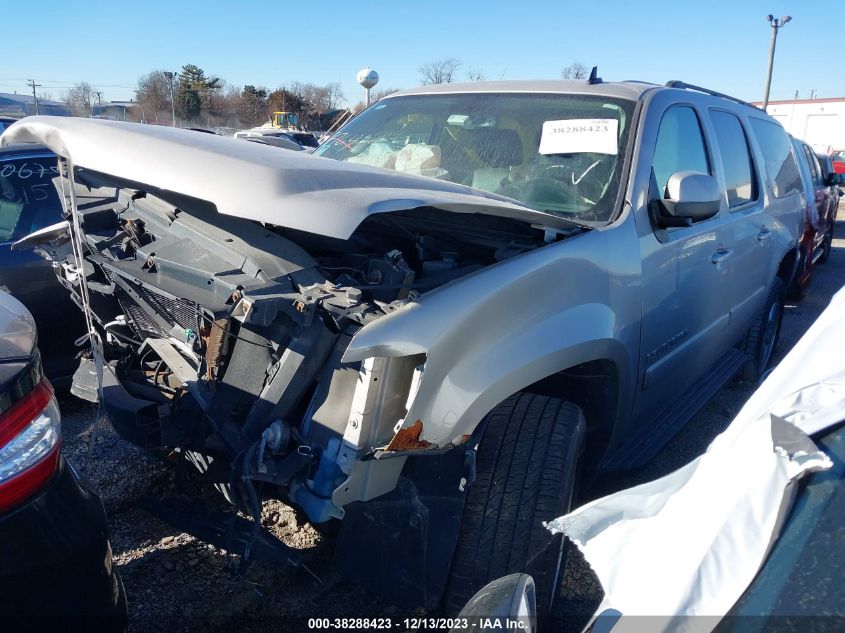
[37,169,551,589]
[2,116,588,608]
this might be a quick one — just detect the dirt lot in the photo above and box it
[61,217,845,632]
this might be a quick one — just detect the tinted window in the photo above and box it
[802,145,822,187]
[710,110,757,208]
[817,155,834,178]
[651,106,710,198]
[749,119,802,198]
[292,133,319,148]
[0,156,61,242]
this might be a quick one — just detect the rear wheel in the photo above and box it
[743,278,785,382]
[444,393,585,616]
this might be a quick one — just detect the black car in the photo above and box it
[0,143,85,385]
[0,117,20,133]
[0,290,126,628]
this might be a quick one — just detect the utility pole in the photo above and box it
[26,79,42,115]
[94,91,103,117]
[762,15,791,109]
[164,71,177,127]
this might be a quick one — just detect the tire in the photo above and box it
[786,247,808,301]
[817,219,834,265]
[743,278,785,382]
[444,393,585,616]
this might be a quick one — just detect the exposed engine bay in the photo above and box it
[46,171,552,528]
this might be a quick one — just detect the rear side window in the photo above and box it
[710,110,757,208]
[651,106,710,198]
[749,119,802,198]
[802,145,822,187]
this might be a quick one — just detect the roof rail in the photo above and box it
[664,80,758,109]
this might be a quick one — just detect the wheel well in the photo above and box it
[523,359,619,469]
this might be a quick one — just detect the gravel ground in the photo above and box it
[60,216,845,631]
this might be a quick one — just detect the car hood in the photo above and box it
[0,291,36,362]
[0,116,572,240]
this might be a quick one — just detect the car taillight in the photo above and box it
[0,379,61,512]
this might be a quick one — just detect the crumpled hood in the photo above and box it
[0,116,570,240]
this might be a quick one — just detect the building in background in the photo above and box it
[0,92,71,117]
[93,100,140,121]
[757,97,845,154]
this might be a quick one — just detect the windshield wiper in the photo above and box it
[538,211,596,231]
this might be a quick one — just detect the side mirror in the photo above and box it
[453,573,536,633]
[11,220,71,251]
[655,171,721,228]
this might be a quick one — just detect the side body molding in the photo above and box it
[344,222,642,449]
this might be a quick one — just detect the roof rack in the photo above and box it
[664,80,757,109]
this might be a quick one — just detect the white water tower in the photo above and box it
[357,67,379,106]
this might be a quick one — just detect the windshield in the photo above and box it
[316,93,635,222]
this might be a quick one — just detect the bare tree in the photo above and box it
[372,87,400,101]
[326,82,345,109]
[38,90,54,102]
[561,62,589,80]
[135,71,171,121]
[466,68,487,82]
[419,58,461,85]
[63,81,95,116]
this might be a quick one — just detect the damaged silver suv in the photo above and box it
[1,78,803,615]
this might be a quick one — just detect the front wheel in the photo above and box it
[743,278,785,382]
[444,393,585,616]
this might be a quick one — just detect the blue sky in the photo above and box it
[0,1,832,106]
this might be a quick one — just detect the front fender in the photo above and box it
[344,225,641,449]
[408,303,630,447]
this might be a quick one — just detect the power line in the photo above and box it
[0,77,135,88]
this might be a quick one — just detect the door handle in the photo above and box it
[711,248,733,264]
[757,228,772,242]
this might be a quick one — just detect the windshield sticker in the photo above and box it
[539,118,618,155]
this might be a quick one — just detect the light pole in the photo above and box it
[164,71,176,127]
[762,15,791,110]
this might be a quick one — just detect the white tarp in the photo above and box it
[546,285,845,633]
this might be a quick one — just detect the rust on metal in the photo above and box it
[386,419,432,451]
[203,319,229,380]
